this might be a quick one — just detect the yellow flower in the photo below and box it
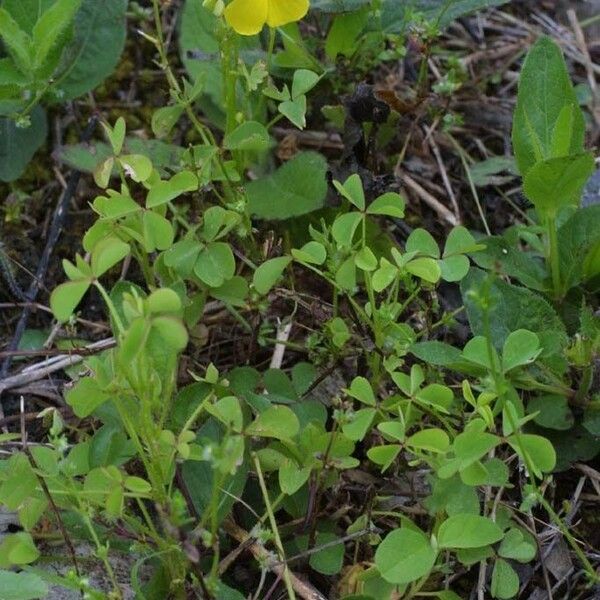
[224,0,309,36]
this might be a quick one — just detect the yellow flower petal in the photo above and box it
[224,0,268,35]
[266,0,309,28]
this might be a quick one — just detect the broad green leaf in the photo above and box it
[291,69,320,99]
[491,559,519,600]
[367,444,400,470]
[91,237,130,277]
[246,406,299,440]
[0,106,47,182]
[381,0,510,31]
[342,408,376,441]
[93,156,114,188]
[147,288,182,314]
[210,276,248,307]
[427,475,480,516]
[507,433,556,477]
[498,528,537,563]
[377,421,405,442]
[182,419,249,525]
[312,0,372,12]
[208,396,243,432]
[151,316,189,351]
[502,329,541,372]
[406,428,450,453]
[512,36,585,176]
[346,376,376,406]
[178,0,224,126]
[460,458,509,487]
[523,153,595,217]
[0,570,48,599]
[163,238,202,277]
[279,459,311,495]
[32,0,82,72]
[0,532,39,567]
[375,527,437,585]
[334,173,365,210]
[406,228,440,258]
[124,476,152,494]
[2,0,54,33]
[372,258,397,292]
[146,171,198,207]
[543,424,599,471]
[558,204,600,290]
[469,156,517,187]
[367,192,406,217]
[325,8,369,59]
[461,268,567,368]
[94,192,139,219]
[253,256,292,294]
[291,362,317,395]
[438,514,503,549]
[151,105,184,138]
[54,0,128,100]
[65,377,109,418]
[355,246,378,271]
[213,581,246,600]
[18,496,47,531]
[453,431,500,467]
[405,257,441,283]
[456,545,494,566]
[106,116,125,154]
[444,226,485,256]
[119,318,148,363]
[0,455,37,510]
[332,212,363,248]
[292,241,327,265]
[89,425,135,469]
[328,316,351,347]
[528,394,573,431]
[410,341,481,375]
[439,255,470,282]
[223,121,272,152]
[471,235,548,292]
[119,154,153,182]
[248,152,328,219]
[551,104,577,157]
[279,96,307,129]
[0,56,28,86]
[309,532,344,575]
[58,138,184,176]
[50,279,90,322]
[0,8,32,74]
[194,242,236,288]
[416,384,454,413]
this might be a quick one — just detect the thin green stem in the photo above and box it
[448,134,491,235]
[252,453,296,600]
[94,281,125,334]
[546,215,561,298]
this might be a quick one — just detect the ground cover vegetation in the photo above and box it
[0,0,599,598]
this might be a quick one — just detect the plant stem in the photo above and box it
[546,216,561,298]
[252,453,297,600]
[94,281,125,334]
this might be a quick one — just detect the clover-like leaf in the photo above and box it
[253,256,292,295]
[91,237,130,278]
[146,170,198,208]
[375,527,437,585]
[246,406,300,440]
[438,514,503,549]
[50,279,91,322]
